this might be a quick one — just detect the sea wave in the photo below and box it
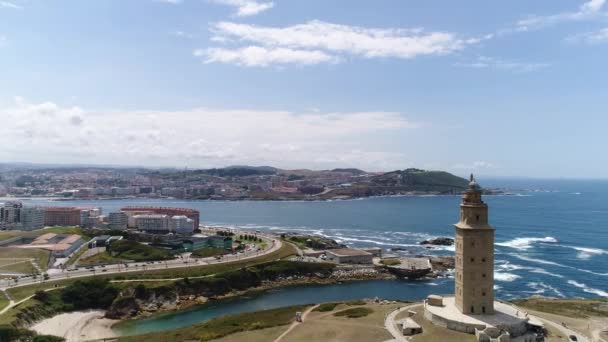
[337,236,419,248]
[496,260,563,278]
[567,280,608,297]
[571,246,608,260]
[494,272,520,282]
[526,282,566,298]
[496,236,558,250]
[513,255,608,276]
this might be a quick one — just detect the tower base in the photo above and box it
[424,296,531,338]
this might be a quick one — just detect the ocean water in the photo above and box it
[24,179,608,300]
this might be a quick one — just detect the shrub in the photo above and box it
[314,302,340,312]
[333,307,373,318]
[60,279,119,310]
[345,300,366,306]
[33,290,50,303]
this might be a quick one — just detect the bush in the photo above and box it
[60,279,119,310]
[33,290,50,302]
[34,336,65,342]
[108,240,172,262]
[333,307,373,318]
[345,300,366,306]
[314,302,340,312]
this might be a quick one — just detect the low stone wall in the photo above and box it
[423,301,486,334]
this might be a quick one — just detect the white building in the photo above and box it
[169,215,195,235]
[134,214,170,233]
[325,248,374,264]
[108,212,128,230]
[19,207,45,231]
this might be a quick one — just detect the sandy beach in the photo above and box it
[31,310,118,342]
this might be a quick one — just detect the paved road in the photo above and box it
[0,235,282,291]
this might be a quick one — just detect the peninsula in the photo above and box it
[0,164,484,201]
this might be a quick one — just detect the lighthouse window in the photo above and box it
[470,257,475,262]
[471,240,475,247]
[482,273,486,278]
[482,291,486,296]
[476,215,480,222]
[482,258,486,262]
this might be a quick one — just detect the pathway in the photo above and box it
[384,304,421,342]
[535,315,591,342]
[273,304,319,342]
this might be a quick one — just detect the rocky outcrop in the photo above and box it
[420,237,454,246]
[429,256,455,271]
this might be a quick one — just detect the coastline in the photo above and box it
[0,191,510,203]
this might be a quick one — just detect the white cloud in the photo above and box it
[455,56,549,73]
[453,161,496,170]
[210,0,274,17]
[0,1,22,9]
[202,20,483,67]
[171,30,196,39]
[515,0,607,31]
[566,27,608,44]
[0,98,417,170]
[195,46,338,67]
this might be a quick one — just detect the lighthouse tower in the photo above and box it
[454,174,495,315]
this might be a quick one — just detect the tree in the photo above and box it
[34,290,49,302]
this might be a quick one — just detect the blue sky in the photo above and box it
[0,0,607,178]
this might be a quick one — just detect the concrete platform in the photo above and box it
[424,296,528,336]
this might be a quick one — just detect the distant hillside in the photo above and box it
[371,168,468,190]
[330,168,366,175]
[318,168,468,199]
[195,166,278,177]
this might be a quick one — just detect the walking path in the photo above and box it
[273,304,319,342]
[384,304,421,342]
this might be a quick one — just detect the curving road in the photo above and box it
[0,234,282,291]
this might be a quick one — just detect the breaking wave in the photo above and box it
[494,272,520,282]
[514,255,608,276]
[496,237,558,250]
[567,280,608,297]
[526,282,566,298]
[571,246,608,260]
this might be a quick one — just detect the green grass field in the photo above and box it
[0,292,9,311]
[78,252,126,265]
[0,248,50,271]
[512,298,608,318]
[191,247,229,258]
[0,261,38,275]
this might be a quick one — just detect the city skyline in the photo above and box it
[1,0,608,177]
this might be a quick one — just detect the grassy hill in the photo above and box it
[370,168,468,190]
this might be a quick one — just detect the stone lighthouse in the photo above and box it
[454,174,494,315]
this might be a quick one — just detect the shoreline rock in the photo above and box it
[420,237,454,246]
